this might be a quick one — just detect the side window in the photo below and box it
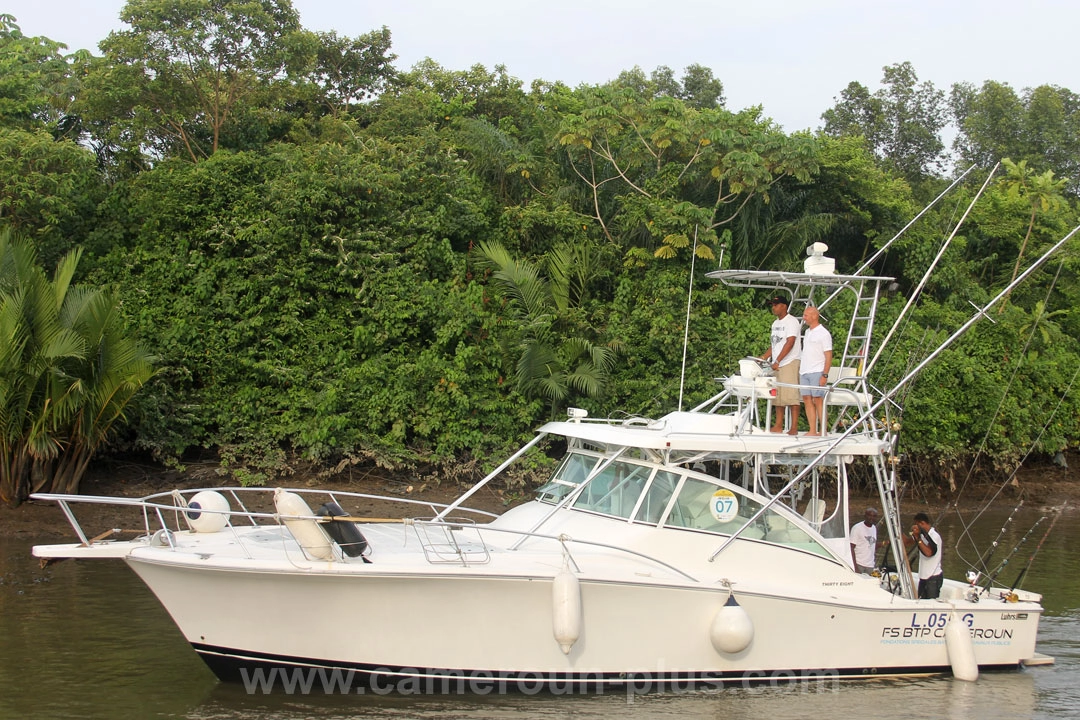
[665,478,763,535]
[663,477,787,541]
[634,471,680,524]
[760,509,831,557]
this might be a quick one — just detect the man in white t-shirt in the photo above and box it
[849,507,880,574]
[760,296,801,434]
[800,306,833,436]
[905,512,943,599]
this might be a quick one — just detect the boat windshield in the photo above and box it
[536,452,833,558]
[535,452,600,504]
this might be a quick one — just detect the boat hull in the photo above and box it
[126,553,1041,692]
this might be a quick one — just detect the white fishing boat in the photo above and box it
[32,237,1065,693]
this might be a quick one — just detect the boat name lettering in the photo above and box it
[820,581,854,587]
[971,628,1013,640]
[881,626,945,639]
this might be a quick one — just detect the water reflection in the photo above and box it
[1,504,1078,720]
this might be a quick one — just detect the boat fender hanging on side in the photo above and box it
[552,568,582,655]
[710,592,754,654]
[317,502,370,560]
[273,489,335,561]
[945,610,979,681]
[184,491,231,533]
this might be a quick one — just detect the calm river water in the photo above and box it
[1,502,1079,719]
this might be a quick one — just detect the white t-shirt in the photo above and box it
[801,324,833,374]
[917,527,943,579]
[850,521,877,567]
[770,314,801,367]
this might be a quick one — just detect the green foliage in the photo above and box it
[3,9,1080,493]
[558,87,819,266]
[878,303,1080,469]
[952,80,1080,196]
[0,128,101,264]
[0,15,98,149]
[0,230,155,505]
[88,137,534,481]
[475,240,620,416]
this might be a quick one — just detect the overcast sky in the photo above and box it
[4,0,1078,132]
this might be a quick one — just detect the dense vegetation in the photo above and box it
[1,1,1079,502]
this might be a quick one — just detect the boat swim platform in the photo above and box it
[1022,653,1055,667]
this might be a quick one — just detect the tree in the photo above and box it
[0,16,73,131]
[997,158,1067,312]
[0,129,100,251]
[82,0,306,162]
[0,231,155,505]
[558,87,818,265]
[1023,85,1080,195]
[822,62,947,180]
[295,26,396,118]
[950,80,1025,169]
[612,64,725,108]
[951,81,1080,196]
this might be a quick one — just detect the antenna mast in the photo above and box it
[677,227,700,411]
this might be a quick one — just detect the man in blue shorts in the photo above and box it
[799,306,832,436]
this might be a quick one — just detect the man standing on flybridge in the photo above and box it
[761,295,801,434]
[799,306,833,436]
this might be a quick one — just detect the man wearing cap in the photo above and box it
[761,295,801,434]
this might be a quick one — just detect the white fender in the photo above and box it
[945,611,978,681]
[552,568,582,654]
[184,491,230,533]
[710,593,754,654]
[274,489,335,560]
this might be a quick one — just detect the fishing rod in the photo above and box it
[1010,504,1066,592]
[966,498,1024,581]
[981,513,1045,592]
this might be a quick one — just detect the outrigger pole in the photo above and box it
[864,163,999,377]
[710,221,1080,598]
[816,164,978,313]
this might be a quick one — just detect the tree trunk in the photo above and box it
[50,443,93,495]
[0,445,32,507]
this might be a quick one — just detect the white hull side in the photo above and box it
[126,555,1040,681]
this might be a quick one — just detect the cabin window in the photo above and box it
[663,476,833,557]
[665,478,764,535]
